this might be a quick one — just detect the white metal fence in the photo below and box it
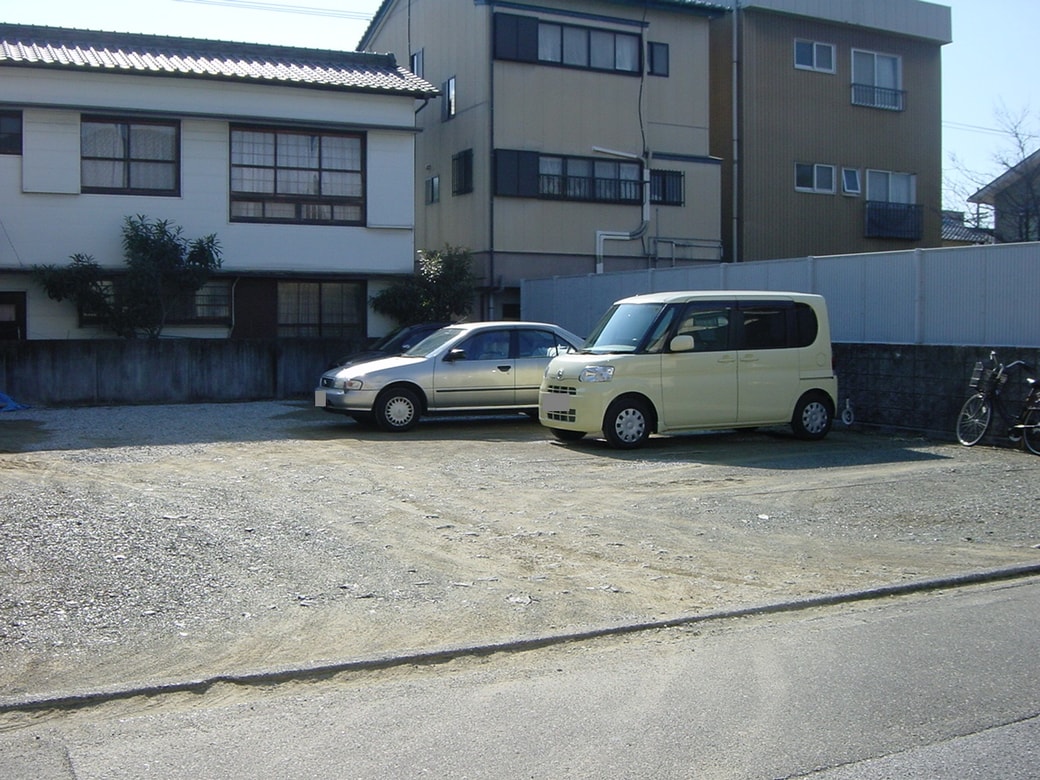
[521,242,1040,348]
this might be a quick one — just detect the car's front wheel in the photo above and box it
[603,397,652,449]
[374,386,421,432]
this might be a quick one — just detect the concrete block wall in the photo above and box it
[0,338,347,408]
[2,341,1039,448]
[835,344,1040,443]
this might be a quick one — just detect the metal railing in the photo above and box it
[851,83,905,111]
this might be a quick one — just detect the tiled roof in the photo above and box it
[941,213,994,244]
[0,23,439,98]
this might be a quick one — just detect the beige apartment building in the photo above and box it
[710,0,952,262]
[361,0,952,316]
[361,0,727,319]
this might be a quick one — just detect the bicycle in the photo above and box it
[956,351,1040,455]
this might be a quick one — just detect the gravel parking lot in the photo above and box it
[2,401,1039,705]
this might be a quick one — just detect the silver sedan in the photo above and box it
[315,321,582,431]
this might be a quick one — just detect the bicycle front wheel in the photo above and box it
[956,393,991,446]
[1022,407,1040,456]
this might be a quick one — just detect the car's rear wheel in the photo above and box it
[374,386,421,432]
[791,392,833,440]
[603,397,651,449]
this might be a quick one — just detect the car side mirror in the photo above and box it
[446,348,467,362]
[669,334,695,353]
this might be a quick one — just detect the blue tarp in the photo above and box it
[0,392,28,412]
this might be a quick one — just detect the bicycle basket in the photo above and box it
[970,362,1006,393]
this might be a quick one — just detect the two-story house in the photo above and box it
[0,24,438,341]
[709,0,952,262]
[969,147,1040,244]
[361,0,727,320]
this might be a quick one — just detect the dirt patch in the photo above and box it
[1,401,1038,704]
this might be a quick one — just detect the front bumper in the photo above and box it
[538,382,605,433]
[314,386,376,413]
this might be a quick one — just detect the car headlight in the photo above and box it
[579,365,614,383]
[344,378,364,391]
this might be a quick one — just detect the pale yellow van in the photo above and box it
[538,291,838,448]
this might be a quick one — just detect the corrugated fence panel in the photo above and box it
[980,246,1040,346]
[521,242,1040,348]
[920,248,989,345]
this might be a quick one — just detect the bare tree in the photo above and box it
[965,104,1040,243]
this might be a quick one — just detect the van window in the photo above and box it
[739,303,791,350]
[794,302,819,347]
[736,301,819,350]
[643,305,681,352]
[673,303,731,352]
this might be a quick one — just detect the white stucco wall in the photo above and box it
[0,67,422,338]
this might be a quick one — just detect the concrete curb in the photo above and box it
[4,562,1040,715]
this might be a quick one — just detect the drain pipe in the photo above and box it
[593,147,650,274]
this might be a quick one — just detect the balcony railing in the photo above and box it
[865,201,923,240]
[851,83,905,111]
[539,174,642,204]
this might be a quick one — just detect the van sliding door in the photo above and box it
[735,301,799,424]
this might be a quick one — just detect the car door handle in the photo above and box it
[496,365,512,372]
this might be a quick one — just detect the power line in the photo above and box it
[174,0,375,21]
[943,120,1014,137]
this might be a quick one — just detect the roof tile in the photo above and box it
[0,24,439,98]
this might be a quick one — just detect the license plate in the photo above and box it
[541,391,571,413]
[314,390,327,407]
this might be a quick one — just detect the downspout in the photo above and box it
[487,8,497,319]
[731,0,741,262]
[594,149,651,274]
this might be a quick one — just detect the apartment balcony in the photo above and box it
[851,83,905,111]
[865,201,923,240]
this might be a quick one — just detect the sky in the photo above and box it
[4,0,1037,217]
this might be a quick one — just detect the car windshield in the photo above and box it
[402,327,464,357]
[582,303,667,353]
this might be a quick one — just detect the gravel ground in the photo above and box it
[1,400,1039,706]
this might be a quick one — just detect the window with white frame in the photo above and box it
[795,163,835,194]
[794,40,834,73]
[410,49,424,78]
[866,169,915,203]
[851,50,903,110]
[865,169,921,239]
[842,168,861,196]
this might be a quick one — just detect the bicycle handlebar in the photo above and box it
[986,352,1035,380]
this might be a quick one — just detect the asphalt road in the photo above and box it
[2,576,1038,779]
